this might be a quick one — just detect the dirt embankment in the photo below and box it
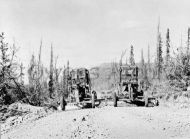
[0,102,52,135]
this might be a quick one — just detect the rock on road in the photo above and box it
[2,106,190,139]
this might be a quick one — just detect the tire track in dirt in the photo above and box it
[2,106,190,139]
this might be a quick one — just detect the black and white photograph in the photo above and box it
[0,0,190,138]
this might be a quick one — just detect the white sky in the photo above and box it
[0,0,190,70]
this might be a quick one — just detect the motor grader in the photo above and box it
[66,68,99,108]
[113,65,159,107]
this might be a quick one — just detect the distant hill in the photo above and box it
[89,62,155,91]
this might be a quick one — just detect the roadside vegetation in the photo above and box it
[1,23,190,123]
[91,24,190,105]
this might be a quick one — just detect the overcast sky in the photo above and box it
[0,0,190,70]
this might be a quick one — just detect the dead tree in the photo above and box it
[125,57,128,65]
[119,49,126,66]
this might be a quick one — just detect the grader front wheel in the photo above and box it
[144,91,149,107]
[144,96,149,107]
[91,92,95,108]
[113,92,117,107]
[60,95,67,111]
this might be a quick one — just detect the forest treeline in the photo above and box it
[0,32,70,107]
[92,24,190,100]
[1,23,190,106]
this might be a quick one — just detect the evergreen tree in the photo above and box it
[19,63,24,85]
[66,60,70,96]
[140,49,145,76]
[166,28,170,65]
[156,20,163,80]
[187,27,190,64]
[147,45,151,75]
[130,45,135,66]
[183,28,190,77]
[27,41,44,106]
[63,65,66,95]
[54,56,62,98]
[187,27,190,55]
[0,33,24,104]
[28,54,36,86]
[49,45,54,98]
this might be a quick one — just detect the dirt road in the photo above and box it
[2,105,190,139]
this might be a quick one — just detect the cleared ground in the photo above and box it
[2,103,190,139]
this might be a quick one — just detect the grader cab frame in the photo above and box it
[67,68,98,108]
[113,65,158,107]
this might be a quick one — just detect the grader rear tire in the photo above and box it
[113,92,117,107]
[91,92,95,108]
[144,96,148,107]
[60,95,67,111]
[155,99,159,106]
[130,87,134,102]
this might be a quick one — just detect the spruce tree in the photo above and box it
[156,20,163,80]
[147,45,151,75]
[184,28,190,77]
[130,45,135,66]
[0,33,24,104]
[140,49,145,76]
[19,63,24,85]
[166,28,170,65]
[0,33,11,103]
[63,65,66,95]
[187,27,190,65]
[28,54,36,87]
[49,45,54,98]
[187,27,190,55]
[27,41,44,106]
[66,60,70,96]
